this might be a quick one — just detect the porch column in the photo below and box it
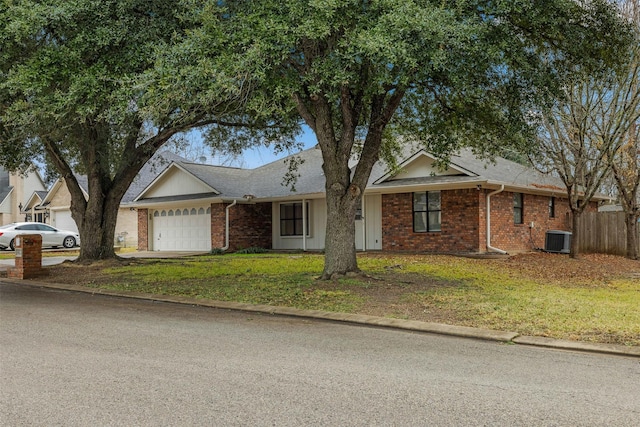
[302,199,307,251]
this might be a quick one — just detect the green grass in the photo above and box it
[67,253,640,346]
[99,255,361,312]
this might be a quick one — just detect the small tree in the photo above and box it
[612,1,640,260]
[534,0,640,258]
[612,125,640,259]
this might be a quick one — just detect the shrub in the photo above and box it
[235,247,268,254]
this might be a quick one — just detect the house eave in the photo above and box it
[256,192,327,203]
[368,177,488,194]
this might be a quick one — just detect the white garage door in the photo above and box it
[52,210,79,233]
[152,206,211,251]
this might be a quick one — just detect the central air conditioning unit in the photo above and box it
[545,230,572,254]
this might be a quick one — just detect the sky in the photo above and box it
[181,125,318,169]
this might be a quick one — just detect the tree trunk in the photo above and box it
[625,212,639,260]
[570,209,582,259]
[74,191,120,262]
[322,185,360,279]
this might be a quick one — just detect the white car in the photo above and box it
[0,222,80,251]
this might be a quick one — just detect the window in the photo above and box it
[549,197,555,218]
[413,191,441,232]
[16,224,38,231]
[514,193,524,224]
[280,202,310,236]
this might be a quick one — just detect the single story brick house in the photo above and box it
[131,145,601,254]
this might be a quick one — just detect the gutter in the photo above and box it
[221,199,237,251]
[486,185,507,254]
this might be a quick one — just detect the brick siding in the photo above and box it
[137,209,148,251]
[382,189,482,252]
[487,192,568,252]
[211,202,272,251]
[381,189,583,253]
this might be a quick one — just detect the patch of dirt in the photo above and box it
[312,272,463,323]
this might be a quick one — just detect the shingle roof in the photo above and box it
[176,162,252,198]
[135,143,572,203]
[0,166,11,205]
[248,146,326,197]
[448,148,565,190]
[0,186,13,206]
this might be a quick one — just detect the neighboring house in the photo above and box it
[38,151,187,247]
[132,145,601,254]
[22,190,49,223]
[0,165,47,226]
[39,175,89,234]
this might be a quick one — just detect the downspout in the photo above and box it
[486,185,507,254]
[221,199,237,251]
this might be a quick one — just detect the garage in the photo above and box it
[51,209,79,233]
[151,206,211,251]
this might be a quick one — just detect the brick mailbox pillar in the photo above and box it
[7,234,48,279]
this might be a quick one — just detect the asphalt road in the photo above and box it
[1,283,639,426]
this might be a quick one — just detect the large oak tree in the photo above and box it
[197,0,630,278]
[0,0,256,261]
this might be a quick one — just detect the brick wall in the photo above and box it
[210,204,226,249]
[382,189,482,252]
[488,192,574,252]
[211,202,272,251]
[381,189,584,253]
[7,234,48,279]
[230,203,272,250]
[137,209,149,251]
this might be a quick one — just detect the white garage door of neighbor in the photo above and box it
[52,210,79,233]
[152,207,211,251]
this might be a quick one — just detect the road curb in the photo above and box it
[512,335,640,357]
[2,278,638,358]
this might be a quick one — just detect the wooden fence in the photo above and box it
[576,211,639,256]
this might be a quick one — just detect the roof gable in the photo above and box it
[377,150,474,183]
[24,191,47,209]
[136,163,220,200]
[122,151,189,203]
[42,177,89,205]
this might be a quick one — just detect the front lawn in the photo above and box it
[34,252,640,346]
